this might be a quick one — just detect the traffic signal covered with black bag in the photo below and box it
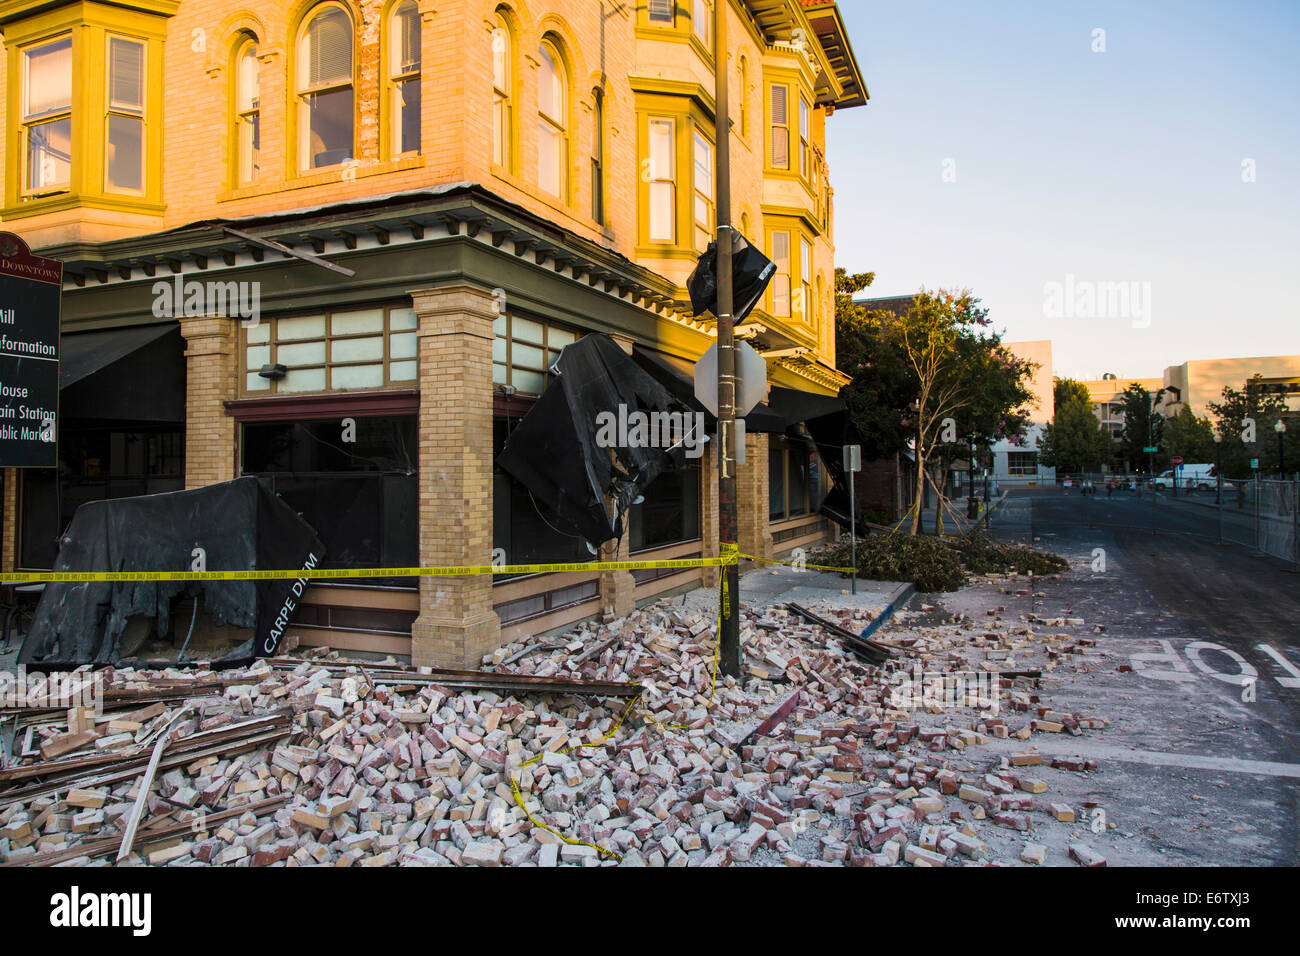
[687,229,776,322]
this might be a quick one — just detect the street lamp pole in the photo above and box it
[1213,430,1222,544]
[1276,419,1287,478]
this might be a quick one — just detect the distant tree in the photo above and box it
[1117,383,1163,473]
[1162,406,1217,467]
[1039,378,1113,472]
[1207,375,1295,478]
[1053,377,1092,412]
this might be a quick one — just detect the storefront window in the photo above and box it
[492,418,591,576]
[242,416,417,584]
[21,427,184,568]
[629,458,700,552]
[769,436,819,520]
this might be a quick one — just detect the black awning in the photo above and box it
[631,344,786,433]
[59,324,185,422]
[61,324,176,389]
[767,385,847,430]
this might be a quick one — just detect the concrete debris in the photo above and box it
[0,580,1115,867]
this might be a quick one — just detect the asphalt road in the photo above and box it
[982,486,1300,864]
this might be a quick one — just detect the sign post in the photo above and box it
[0,233,62,469]
[843,444,861,594]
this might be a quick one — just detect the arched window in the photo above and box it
[591,88,604,224]
[491,14,512,168]
[389,0,420,155]
[738,55,750,138]
[234,36,260,183]
[537,40,566,198]
[297,4,354,171]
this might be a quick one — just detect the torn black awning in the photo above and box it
[497,334,699,547]
[18,476,325,670]
[60,324,176,389]
[60,324,185,423]
[631,345,786,433]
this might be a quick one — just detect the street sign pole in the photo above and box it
[713,1,740,678]
[844,445,861,595]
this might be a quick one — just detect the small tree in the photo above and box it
[1117,382,1163,473]
[1208,375,1292,478]
[1162,406,1217,466]
[1040,377,1113,472]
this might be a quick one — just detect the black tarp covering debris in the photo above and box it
[18,476,325,670]
[497,334,700,548]
[686,230,775,322]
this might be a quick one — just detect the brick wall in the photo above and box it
[179,315,238,488]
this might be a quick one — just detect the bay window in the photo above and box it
[22,36,72,193]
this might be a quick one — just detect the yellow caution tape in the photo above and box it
[738,552,857,574]
[2,556,735,583]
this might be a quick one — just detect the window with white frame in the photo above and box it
[297,4,354,171]
[770,84,789,169]
[537,40,566,198]
[105,36,145,193]
[21,36,73,193]
[389,0,421,155]
[770,230,790,315]
[798,95,810,179]
[693,130,713,252]
[243,305,418,395]
[693,0,710,44]
[235,37,261,184]
[492,15,512,168]
[799,237,812,323]
[648,0,673,24]
[647,117,675,242]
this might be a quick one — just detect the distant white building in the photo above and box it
[990,340,1056,483]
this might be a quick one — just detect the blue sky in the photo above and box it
[827,0,1300,380]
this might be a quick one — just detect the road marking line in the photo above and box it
[988,739,1300,779]
[1256,643,1300,689]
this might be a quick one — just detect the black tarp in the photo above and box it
[497,334,698,547]
[18,476,325,670]
[686,231,775,322]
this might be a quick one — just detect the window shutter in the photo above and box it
[109,38,144,112]
[770,85,788,168]
[396,2,420,73]
[307,8,353,89]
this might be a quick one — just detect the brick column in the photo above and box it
[599,332,637,619]
[1,468,17,572]
[737,431,773,561]
[408,285,500,669]
[180,315,238,489]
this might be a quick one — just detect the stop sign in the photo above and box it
[1171,456,1184,466]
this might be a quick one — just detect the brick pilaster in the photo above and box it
[180,315,238,489]
[738,431,773,561]
[408,284,500,668]
[1,468,17,572]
